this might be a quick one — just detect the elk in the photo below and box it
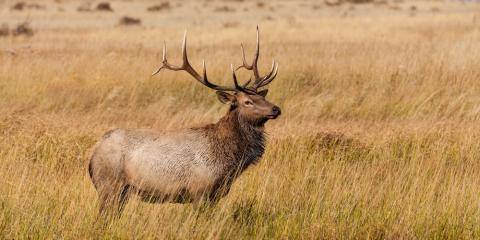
[88,27,281,217]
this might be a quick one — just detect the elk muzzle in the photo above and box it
[267,106,281,119]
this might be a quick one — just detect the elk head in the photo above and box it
[152,27,281,126]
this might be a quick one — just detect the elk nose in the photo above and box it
[272,106,281,116]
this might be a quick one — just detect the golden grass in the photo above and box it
[2,0,480,238]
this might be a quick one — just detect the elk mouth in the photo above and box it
[266,114,279,119]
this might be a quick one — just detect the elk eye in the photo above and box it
[245,100,253,106]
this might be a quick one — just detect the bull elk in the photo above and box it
[88,27,281,216]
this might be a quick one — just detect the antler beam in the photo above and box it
[152,31,240,92]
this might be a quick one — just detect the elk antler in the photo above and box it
[152,31,243,92]
[235,26,278,91]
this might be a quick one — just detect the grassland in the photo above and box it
[1,0,480,239]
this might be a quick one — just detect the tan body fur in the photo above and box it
[90,129,216,202]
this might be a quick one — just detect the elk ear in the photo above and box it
[257,89,268,97]
[216,91,235,104]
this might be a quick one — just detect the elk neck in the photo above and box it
[201,108,266,173]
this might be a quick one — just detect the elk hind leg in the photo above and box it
[97,181,130,219]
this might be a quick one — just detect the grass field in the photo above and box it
[1,0,480,238]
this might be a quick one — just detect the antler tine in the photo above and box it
[152,31,239,92]
[235,27,260,78]
[162,41,166,61]
[253,61,278,89]
[180,31,202,80]
[202,60,208,83]
[242,77,252,88]
[247,59,277,90]
[252,25,260,79]
[259,59,276,81]
[234,26,278,92]
[181,31,190,68]
[152,40,183,76]
[235,44,250,71]
[230,64,241,89]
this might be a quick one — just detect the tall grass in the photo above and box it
[1,1,480,238]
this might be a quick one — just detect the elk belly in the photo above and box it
[124,137,216,201]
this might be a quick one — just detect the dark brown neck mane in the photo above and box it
[202,109,266,174]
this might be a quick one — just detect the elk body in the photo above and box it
[88,28,281,216]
